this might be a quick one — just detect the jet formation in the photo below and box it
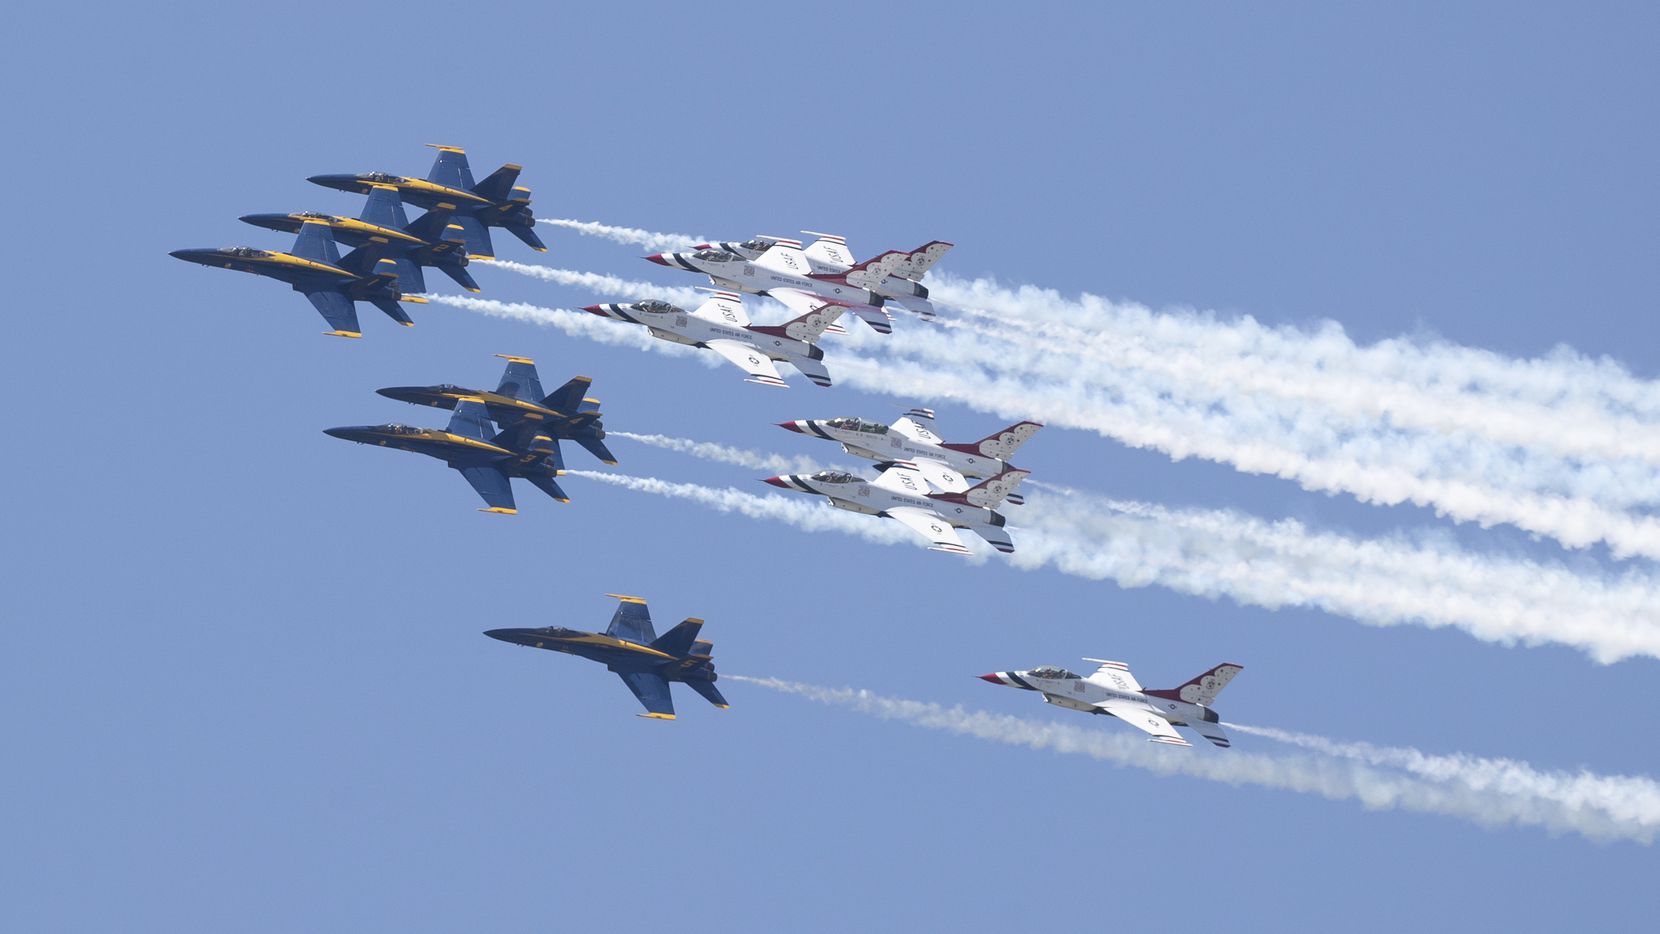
[171,146,539,336]
[325,356,610,514]
[486,594,729,719]
[173,145,1244,737]
[981,659,1244,747]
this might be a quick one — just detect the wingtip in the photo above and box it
[637,712,677,721]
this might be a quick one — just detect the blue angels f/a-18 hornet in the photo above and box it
[324,397,572,514]
[308,144,546,260]
[170,219,426,338]
[485,594,728,720]
[375,354,617,465]
[239,185,481,295]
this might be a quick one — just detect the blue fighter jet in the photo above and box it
[239,185,481,294]
[308,144,546,260]
[485,594,729,720]
[170,220,424,337]
[375,355,617,465]
[324,399,570,514]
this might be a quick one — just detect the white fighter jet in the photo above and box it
[645,239,907,334]
[762,462,1028,555]
[980,659,1244,748]
[582,290,843,388]
[777,407,1041,504]
[695,232,952,319]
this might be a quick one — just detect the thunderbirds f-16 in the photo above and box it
[309,144,546,260]
[324,398,574,514]
[694,232,952,318]
[644,239,905,334]
[170,220,424,337]
[376,354,617,465]
[240,185,481,294]
[583,290,844,388]
[485,594,728,720]
[980,659,1244,748]
[779,407,1041,503]
[763,463,1028,554]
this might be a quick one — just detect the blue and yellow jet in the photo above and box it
[324,399,570,514]
[308,145,546,260]
[239,186,481,294]
[485,594,729,720]
[375,355,617,465]
[170,220,425,337]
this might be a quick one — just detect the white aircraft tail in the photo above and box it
[896,240,954,280]
[800,230,853,269]
[930,465,1030,509]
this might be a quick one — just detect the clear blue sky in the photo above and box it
[4,2,1657,930]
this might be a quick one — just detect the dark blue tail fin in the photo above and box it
[404,203,456,243]
[446,400,494,441]
[425,145,475,189]
[650,618,704,656]
[495,355,545,403]
[542,376,592,415]
[291,221,341,265]
[359,185,411,231]
[473,163,523,202]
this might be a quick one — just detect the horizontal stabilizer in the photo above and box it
[686,679,730,709]
[1189,720,1232,748]
[525,473,571,504]
[575,435,618,465]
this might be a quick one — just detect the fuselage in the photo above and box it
[322,424,563,482]
[782,418,1010,479]
[240,212,426,249]
[700,239,930,302]
[585,301,822,363]
[983,668,1219,727]
[484,626,717,682]
[169,247,369,292]
[764,471,1004,530]
[647,249,884,308]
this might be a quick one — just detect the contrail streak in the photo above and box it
[730,677,1657,844]
[495,232,1660,556]
[566,468,1660,662]
[1231,723,1660,829]
[475,259,705,308]
[608,431,826,475]
[535,218,705,253]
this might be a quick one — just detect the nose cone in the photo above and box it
[308,173,360,191]
[169,248,214,264]
[643,253,670,266]
[323,426,377,443]
[762,476,789,488]
[375,387,427,405]
[581,304,606,315]
[978,673,1006,685]
[238,212,288,231]
[776,421,806,433]
[483,628,517,643]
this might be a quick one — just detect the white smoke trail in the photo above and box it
[494,234,1660,555]
[475,259,705,308]
[608,431,826,475]
[1231,723,1660,829]
[729,677,1657,844]
[535,218,706,253]
[565,469,1660,662]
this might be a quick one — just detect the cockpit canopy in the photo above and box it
[737,237,777,252]
[381,424,421,435]
[365,171,401,183]
[825,416,888,435]
[691,249,740,263]
[810,470,859,484]
[1029,666,1079,680]
[297,211,331,220]
[632,300,680,314]
[227,247,268,258]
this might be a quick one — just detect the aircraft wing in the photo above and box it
[871,463,929,495]
[890,409,942,444]
[688,291,750,326]
[1096,697,1190,746]
[703,339,788,388]
[304,290,363,337]
[616,670,677,719]
[885,506,971,556]
[458,465,517,514]
[767,288,849,334]
[910,457,968,493]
